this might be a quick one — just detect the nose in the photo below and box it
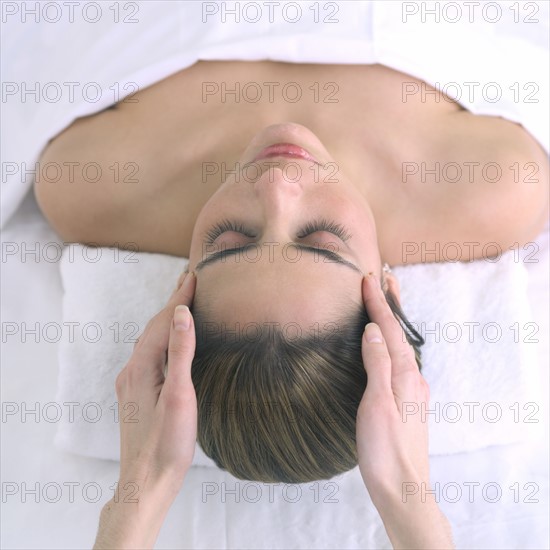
[254,163,302,215]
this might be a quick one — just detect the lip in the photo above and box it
[253,143,321,165]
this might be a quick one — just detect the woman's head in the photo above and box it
[186,122,423,482]
[191,293,422,484]
[187,122,381,309]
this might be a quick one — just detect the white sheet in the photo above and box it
[2,1,549,548]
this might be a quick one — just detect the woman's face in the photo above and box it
[187,123,381,335]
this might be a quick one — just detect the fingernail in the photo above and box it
[174,305,191,331]
[365,323,383,343]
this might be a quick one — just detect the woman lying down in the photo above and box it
[35,61,548,549]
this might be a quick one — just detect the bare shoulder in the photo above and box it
[35,110,118,241]
[385,112,549,265]
[33,106,160,246]
[446,114,549,249]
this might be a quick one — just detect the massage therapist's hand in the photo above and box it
[356,273,454,550]
[94,271,197,550]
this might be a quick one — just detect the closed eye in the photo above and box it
[297,219,352,242]
[204,219,256,244]
[204,218,352,245]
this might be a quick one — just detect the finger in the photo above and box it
[175,269,188,291]
[169,269,190,299]
[167,270,196,309]
[162,305,196,395]
[132,270,192,351]
[361,323,392,397]
[362,274,417,378]
[158,305,198,471]
[133,272,197,367]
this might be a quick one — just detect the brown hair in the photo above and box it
[190,288,424,483]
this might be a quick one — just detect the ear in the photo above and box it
[383,272,401,304]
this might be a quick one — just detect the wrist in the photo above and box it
[93,469,187,549]
[361,463,422,512]
[367,475,454,549]
[117,464,186,509]
[382,501,454,550]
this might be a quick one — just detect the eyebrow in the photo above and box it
[195,243,363,274]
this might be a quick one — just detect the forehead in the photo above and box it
[194,252,362,328]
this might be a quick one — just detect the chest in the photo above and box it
[41,60,525,261]
[106,61,460,245]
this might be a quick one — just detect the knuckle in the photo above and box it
[398,345,416,363]
[419,377,431,399]
[124,360,142,386]
[356,398,373,421]
[144,310,164,332]
[359,394,395,419]
[151,339,167,357]
[397,369,420,389]
[143,317,155,333]
[375,306,393,321]
[115,368,127,395]
[168,340,186,356]
[142,332,167,357]
[168,339,193,359]
[162,385,196,411]
[132,334,142,350]
[356,400,370,422]
[176,271,187,290]
[379,309,401,331]
[402,372,429,399]
[364,347,391,364]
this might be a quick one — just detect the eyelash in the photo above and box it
[204,219,255,244]
[204,218,352,244]
[297,219,352,242]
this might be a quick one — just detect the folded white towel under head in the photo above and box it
[54,246,541,467]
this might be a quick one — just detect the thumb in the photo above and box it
[361,323,392,398]
[163,305,196,391]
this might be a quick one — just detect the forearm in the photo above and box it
[93,474,182,550]
[373,479,455,550]
[94,499,163,549]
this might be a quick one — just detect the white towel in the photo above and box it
[54,250,217,467]
[54,246,541,466]
[394,257,542,453]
